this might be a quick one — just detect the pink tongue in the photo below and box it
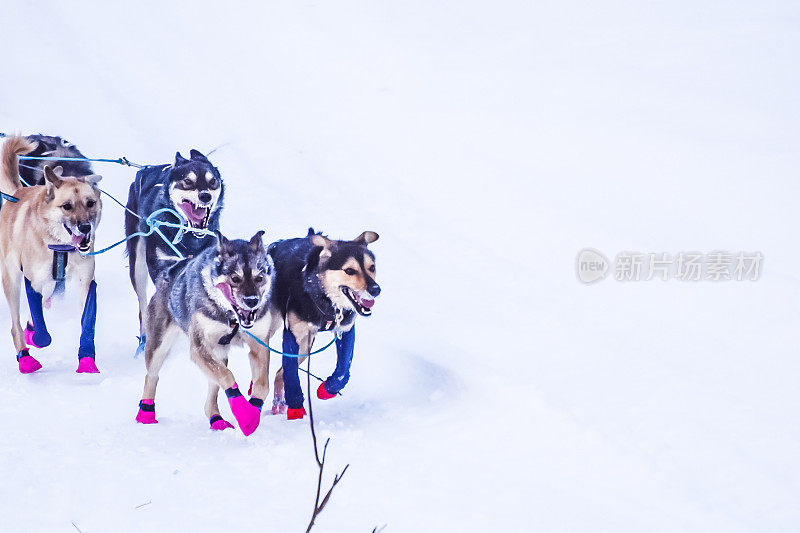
[71,234,84,247]
[180,201,206,223]
[360,297,375,309]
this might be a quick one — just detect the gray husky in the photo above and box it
[135,230,275,436]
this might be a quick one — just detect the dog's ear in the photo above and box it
[306,245,324,272]
[52,165,64,177]
[84,174,102,187]
[43,166,63,188]
[249,230,265,252]
[306,234,332,272]
[214,230,231,253]
[175,152,188,166]
[189,149,209,162]
[353,231,379,246]
[307,227,317,237]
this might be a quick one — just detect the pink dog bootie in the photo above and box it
[225,383,261,436]
[209,414,235,431]
[76,357,99,373]
[317,382,336,400]
[136,399,157,424]
[17,350,42,374]
[287,407,307,420]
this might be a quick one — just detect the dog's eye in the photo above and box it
[61,202,73,211]
[231,274,242,284]
[86,199,95,208]
[344,268,357,276]
[208,178,218,189]
[369,265,376,273]
[254,274,264,283]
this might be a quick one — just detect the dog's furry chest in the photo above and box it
[25,251,93,296]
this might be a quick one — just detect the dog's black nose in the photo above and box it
[198,191,212,204]
[243,295,260,308]
[368,283,381,297]
[78,223,92,235]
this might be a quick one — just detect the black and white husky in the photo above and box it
[15,134,94,186]
[125,150,224,347]
[135,230,275,435]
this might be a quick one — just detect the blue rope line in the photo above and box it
[18,154,144,169]
[242,329,338,359]
[1,192,18,202]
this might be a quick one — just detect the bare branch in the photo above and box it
[305,351,350,533]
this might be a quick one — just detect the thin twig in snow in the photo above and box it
[305,349,349,533]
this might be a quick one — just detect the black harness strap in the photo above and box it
[48,244,76,295]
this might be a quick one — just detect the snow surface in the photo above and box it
[1,1,799,531]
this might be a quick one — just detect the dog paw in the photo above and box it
[17,353,42,374]
[287,407,306,420]
[271,398,287,415]
[317,382,336,400]
[24,322,50,349]
[76,357,99,373]
[227,395,261,436]
[210,415,234,431]
[136,400,157,424]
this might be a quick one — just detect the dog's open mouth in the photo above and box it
[233,305,257,329]
[342,287,375,316]
[64,224,92,252]
[178,199,211,232]
[216,282,258,328]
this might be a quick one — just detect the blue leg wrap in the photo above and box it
[324,325,355,395]
[281,328,304,409]
[78,280,97,359]
[24,277,51,348]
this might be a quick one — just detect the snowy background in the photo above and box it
[1,1,799,531]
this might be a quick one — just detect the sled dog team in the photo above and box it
[0,135,380,436]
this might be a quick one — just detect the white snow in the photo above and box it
[1,1,799,531]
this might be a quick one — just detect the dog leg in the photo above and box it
[244,339,270,413]
[75,280,99,373]
[280,327,314,420]
[189,325,261,436]
[318,325,356,399]
[206,380,234,431]
[137,318,179,425]
[2,267,41,373]
[23,277,51,349]
[131,238,149,356]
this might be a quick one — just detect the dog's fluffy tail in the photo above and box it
[1,135,35,193]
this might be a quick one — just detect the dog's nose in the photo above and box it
[78,223,92,235]
[367,283,381,298]
[242,295,260,308]
[198,191,212,204]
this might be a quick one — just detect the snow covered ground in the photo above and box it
[1,1,799,531]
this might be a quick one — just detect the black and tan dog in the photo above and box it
[135,230,275,436]
[266,228,380,419]
[0,136,103,374]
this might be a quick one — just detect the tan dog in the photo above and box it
[0,136,103,373]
